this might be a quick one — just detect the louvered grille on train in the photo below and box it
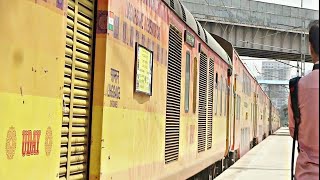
[179,2,186,22]
[203,28,208,43]
[60,0,95,179]
[207,59,214,150]
[170,0,175,9]
[198,53,207,153]
[196,21,201,36]
[165,26,182,164]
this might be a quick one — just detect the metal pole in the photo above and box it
[302,25,306,76]
[297,60,300,76]
[302,21,307,76]
[298,0,304,77]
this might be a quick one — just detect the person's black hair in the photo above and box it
[308,20,319,56]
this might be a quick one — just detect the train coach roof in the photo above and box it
[163,0,231,66]
[204,29,232,65]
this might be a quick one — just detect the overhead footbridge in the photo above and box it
[181,0,319,63]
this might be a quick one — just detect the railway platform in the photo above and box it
[215,127,297,180]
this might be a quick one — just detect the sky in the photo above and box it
[255,0,319,10]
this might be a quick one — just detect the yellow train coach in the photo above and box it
[0,0,280,180]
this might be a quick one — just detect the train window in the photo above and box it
[251,104,252,121]
[237,95,241,120]
[229,83,232,116]
[136,30,140,43]
[238,96,241,119]
[237,95,240,119]
[236,96,238,119]
[157,44,160,62]
[192,57,197,113]
[236,95,239,119]
[215,73,218,115]
[242,71,245,93]
[224,84,226,117]
[216,73,218,84]
[235,95,238,119]
[245,75,247,94]
[252,104,254,122]
[147,38,150,50]
[142,34,145,46]
[253,104,254,121]
[220,75,223,116]
[114,16,120,39]
[236,95,238,119]
[225,79,227,117]
[185,52,191,112]
[223,80,225,117]
[130,26,134,47]
[220,79,223,116]
[123,22,127,43]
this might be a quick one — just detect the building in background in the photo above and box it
[260,61,291,110]
[261,61,291,81]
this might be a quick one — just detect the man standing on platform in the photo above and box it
[288,20,319,180]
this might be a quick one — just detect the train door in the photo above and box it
[226,76,231,153]
[60,0,96,179]
[268,100,272,135]
[232,76,237,150]
[263,106,266,139]
[253,93,258,142]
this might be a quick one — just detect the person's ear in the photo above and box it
[309,45,319,62]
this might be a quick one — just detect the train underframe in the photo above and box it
[188,135,266,179]
[187,149,240,180]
